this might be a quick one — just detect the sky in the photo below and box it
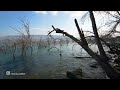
[0,11,117,37]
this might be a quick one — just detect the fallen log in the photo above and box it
[73,56,92,59]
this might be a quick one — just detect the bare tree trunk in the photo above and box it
[89,11,109,61]
[88,11,120,79]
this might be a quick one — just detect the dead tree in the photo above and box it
[49,11,120,79]
[12,43,16,60]
[10,18,33,56]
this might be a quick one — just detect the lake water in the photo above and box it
[0,39,108,79]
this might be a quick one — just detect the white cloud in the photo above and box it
[62,11,86,18]
[34,11,47,14]
[49,11,58,16]
[33,11,58,16]
[33,11,87,18]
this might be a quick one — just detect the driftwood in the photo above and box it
[73,56,92,59]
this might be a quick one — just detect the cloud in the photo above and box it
[62,11,86,18]
[49,11,58,16]
[34,11,58,16]
[34,11,47,14]
[33,11,87,18]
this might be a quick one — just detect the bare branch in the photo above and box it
[74,19,88,46]
[51,25,82,45]
[10,26,24,36]
[117,11,120,16]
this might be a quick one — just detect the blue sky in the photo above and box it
[0,11,116,37]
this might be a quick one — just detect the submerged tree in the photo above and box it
[49,11,120,79]
[10,18,33,57]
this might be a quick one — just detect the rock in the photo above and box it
[114,65,120,71]
[89,62,98,68]
[67,71,78,79]
[89,65,97,68]
[114,58,120,64]
[66,68,83,79]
